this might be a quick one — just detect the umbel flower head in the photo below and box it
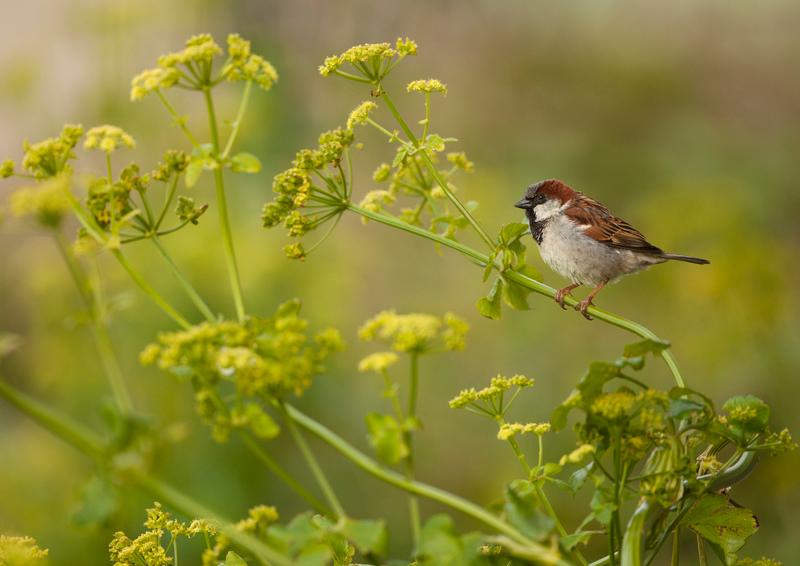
[0,535,48,564]
[9,174,72,228]
[261,127,355,259]
[319,37,417,82]
[358,310,469,354]
[140,300,344,441]
[84,125,135,154]
[20,124,83,179]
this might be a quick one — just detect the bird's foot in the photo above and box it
[576,297,594,320]
[554,286,575,309]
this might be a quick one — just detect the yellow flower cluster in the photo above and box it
[590,391,636,420]
[20,124,83,179]
[446,152,475,173]
[221,34,278,91]
[449,374,535,409]
[346,101,378,129]
[84,125,135,154]
[0,535,48,564]
[158,33,222,68]
[318,38,417,80]
[358,189,395,218]
[358,351,399,374]
[0,160,14,178]
[9,174,72,228]
[141,301,343,441]
[235,504,279,534]
[559,444,596,466]
[359,310,468,353]
[497,422,551,440]
[129,67,179,101]
[407,79,447,95]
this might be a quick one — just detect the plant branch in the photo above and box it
[150,236,216,322]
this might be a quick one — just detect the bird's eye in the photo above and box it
[533,194,545,205]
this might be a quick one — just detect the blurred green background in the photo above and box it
[1,0,798,564]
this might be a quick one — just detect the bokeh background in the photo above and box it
[1,0,798,564]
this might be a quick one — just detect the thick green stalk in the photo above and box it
[379,90,495,251]
[151,236,216,322]
[204,87,246,322]
[53,232,134,414]
[280,403,346,520]
[240,433,331,515]
[347,203,686,387]
[621,500,650,566]
[0,378,290,566]
[285,403,567,565]
[405,353,421,549]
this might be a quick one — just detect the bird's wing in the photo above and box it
[564,194,664,254]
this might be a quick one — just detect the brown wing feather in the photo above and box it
[564,194,664,255]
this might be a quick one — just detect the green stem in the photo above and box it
[111,249,192,330]
[280,403,346,520]
[154,175,180,231]
[53,232,134,414]
[156,90,200,147]
[379,90,495,251]
[0,378,290,566]
[221,80,252,159]
[285,404,566,565]
[347,203,686,387]
[406,353,421,550]
[240,433,331,515]
[671,527,680,566]
[150,236,216,322]
[695,533,708,566]
[204,87,246,323]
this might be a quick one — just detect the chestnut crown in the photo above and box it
[514,179,575,210]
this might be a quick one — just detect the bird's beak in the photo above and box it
[514,198,529,210]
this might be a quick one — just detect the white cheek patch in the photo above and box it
[533,199,568,221]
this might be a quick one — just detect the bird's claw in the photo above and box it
[554,288,572,310]
[576,299,594,320]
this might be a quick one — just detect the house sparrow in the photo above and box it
[514,179,709,319]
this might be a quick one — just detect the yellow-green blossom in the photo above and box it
[283,241,306,260]
[346,101,378,129]
[0,160,14,178]
[372,163,391,183]
[84,125,135,154]
[446,152,474,173]
[358,310,468,353]
[449,374,534,410]
[497,422,551,440]
[9,174,72,228]
[407,79,447,95]
[158,33,222,68]
[222,34,278,91]
[0,535,48,564]
[235,505,279,534]
[559,444,596,466]
[358,352,399,373]
[319,38,417,80]
[591,391,636,420]
[735,558,782,566]
[130,67,179,101]
[358,190,395,219]
[21,124,83,179]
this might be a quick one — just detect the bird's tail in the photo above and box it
[662,253,710,265]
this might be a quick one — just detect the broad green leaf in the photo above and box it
[577,361,621,403]
[342,518,388,557]
[72,474,118,526]
[590,486,616,526]
[665,398,706,419]
[225,551,248,566]
[681,495,758,562]
[230,152,262,174]
[184,158,204,188]
[723,395,770,435]
[504,480,555,540]
[502,278,530,311]
[477,278,503,320]
[499,222,529,244]
[568,462,594,493]
[365,413,408,464]
[561,530,602,552]
[416,515,483,566]
[623,338,671,359]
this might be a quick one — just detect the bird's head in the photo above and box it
[514,179,576,221]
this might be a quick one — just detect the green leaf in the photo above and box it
[681,495,758,562]
[623,338,671,359]
[499,222,529,244]
[561,530,602,552]
[665,398,706,419]
[230,151,263,174]
[416,515,483,566]
[477,278,503,320]
[621,502,650,566]
[365,413,408,465]
[504,480,555,540]
[184,158,204,188]
[225,551,248,566]
[502,278,531,311]
[72,474,118,526]
[578,361,621,403]
[723,395,770,435]
[342,518,388,557]
[589,486,616,526]
[568,462,594,493]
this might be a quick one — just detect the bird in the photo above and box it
[514,179,709,319]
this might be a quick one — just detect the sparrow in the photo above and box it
[514,179,709,319]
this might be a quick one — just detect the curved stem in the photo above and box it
[346,203,686,387]
[154,175,180,231]
[284,403,566,565]
[221,80,252,159]
[150,236,216,322]
[204,88,246,322]
[156,91,200,147]
[280,403,346,520]
[53,232,134,414]
[240,433,331,516]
